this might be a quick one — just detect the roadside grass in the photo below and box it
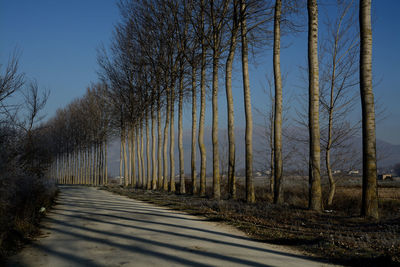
[0,177,58,262]
[102,178,400,267]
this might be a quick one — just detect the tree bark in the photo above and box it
[273,0,284,204]
[170,88,176,192]
[136,125,142,188]
[326,32,337,206]
[326,141,335,205]
[163,90,170,191]
[99,143,103,185]
[104,140,108,185]
[119,132,123,185]
[151,104,157,190]
[130,127,136,187]
[141,121,145,189]
[85,147,90,184]
[128,128,132,185]
[146,111,151,190]
[198,0,207,197]
[225,0,239,199]
[212,53,221,200]
[157,95,163,189]
[87,148,91,185]
[240,0,255,203]
[307,0,323,212]
[178,69,186,194]
[94,146,98,185]
[123,127,129,187]
[359,0,378,219]
[191,65,198,195]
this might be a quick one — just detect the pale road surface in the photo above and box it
[7,186,335,267]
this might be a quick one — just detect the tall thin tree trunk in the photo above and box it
[307,0,323,212]
[136,125,142,188]
[67,153,70,184]
[120,132,123,185]
[240,0,255,203]
[360,0,378,219]
[163,90,170,191]
[69,152,72,184]
[94,145,98,186]
[141,122,145,189]
[326,23,338,206]
[170,88,176,192]
[273,0,284,204]
[123,128,129,187]
[146,111,151,189]
[98,146,101,185]
[151,105,157,190]
[128,128,132,185]
[97,144,100,185]
[99,143,103,185]
[105,140,108,185]
[130,127,136,187]
[178,69,186,194]
[90,147,93,185]
[87,149,90,185]
[157,95,163,189]
[78,150,81,184]
[62,153,66,184]
[191,65,198,194]
[225,1,239,199]
[79,150,82,184]
[269,125,275,193]
[83,149,86,184]
[74,150,78,184]
[212,53,221,200]
[64,153,67,184]
[199,0,207,197]
[83,147,89,184]
[67,153,69,184]
[69,153,72,184]
[326,138,335,205]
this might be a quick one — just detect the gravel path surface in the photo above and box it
[7,186,334,267]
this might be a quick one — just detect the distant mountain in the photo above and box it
[376,139,400,168]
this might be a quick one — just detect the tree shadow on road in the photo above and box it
[6,186,332,266]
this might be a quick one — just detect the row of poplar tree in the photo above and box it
[45,0,379,219]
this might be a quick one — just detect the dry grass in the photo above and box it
[103,179,400,267]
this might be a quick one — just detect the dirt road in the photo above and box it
[7,186,333,266]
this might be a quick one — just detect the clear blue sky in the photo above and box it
[1,0,399,144]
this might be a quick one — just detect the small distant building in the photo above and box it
[333,170,341,175]
[348,170,359,175]
[378,174,393,180]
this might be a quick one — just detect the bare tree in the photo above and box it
[198,0,208,197]
[208,0,230,200]
[240,0,255,203]
[272,0,283,204]
[307,0,323,212]
[319,0,359,206]
[20,81,49,174]
[225,0,240,199]
[0,51,24,104]
[359,0,378,219]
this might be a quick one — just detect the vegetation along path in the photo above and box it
[7,186,333,267]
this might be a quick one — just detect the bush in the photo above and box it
[0,174,57,260]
